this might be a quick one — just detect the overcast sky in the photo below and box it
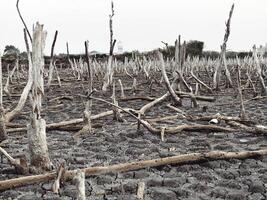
[0,0,267,54]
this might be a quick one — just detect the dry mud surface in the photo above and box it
[0,72,266,200]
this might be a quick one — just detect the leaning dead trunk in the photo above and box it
[27,22,51,171]
[5,29,33,122]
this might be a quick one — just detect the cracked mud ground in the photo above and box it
[0,72,266,200]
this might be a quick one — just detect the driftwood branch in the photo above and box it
[0,149,266,191]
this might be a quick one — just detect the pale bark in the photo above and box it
[0,149,266,191]
[5,29,33,123]
[74,170,86,200]
[137,182,145,200]
[214,4,234,90]
[52,163,65,194]
[236,57,247,120]
[28,22,51,171]
[118,79,125,98]
[190,70,213,93]
[0,146,28,174]
[157,51,181,106]
[47,30,58,88]
[253,45,267,96]
[0,55,7,142]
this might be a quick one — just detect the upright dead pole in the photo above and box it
[74,41,93,138]
[214,4,234,90]
[102,1,116,91]
[0,54,7,142]
[111,81,123,122]
[253,45,267,96]
[74,170,86,200]
[66,42,70,61]
[27,22,51,171]
[47,30,58,88]
[236,56,247,120]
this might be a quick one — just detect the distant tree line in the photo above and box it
[1,42,264,65]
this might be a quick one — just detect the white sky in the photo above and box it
[0,0,267,54]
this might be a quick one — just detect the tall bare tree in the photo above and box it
[102,1,116,91]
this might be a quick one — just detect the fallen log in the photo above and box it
[175,91,216,102]
[7,108,134,133]
[227,121,267,135]
[0,149,266,191]
[119,96,155,102]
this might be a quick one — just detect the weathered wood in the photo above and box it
[137,182,145,200]
[0,54,7,142]
[47,30,58,88]
[74,170,86,200]
[5,29,33,122]
[253,45,267,96]
[157,51,181,106]
[214,4,234,90]
[52,163,65,194]
[190,70,213,93]
[227,121,267,135]
[28,22,51,171]
[236,56,247,120]
[0,147,28,174]
[0,149,266,191]
[175,91,216,102]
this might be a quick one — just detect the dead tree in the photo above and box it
[27,22,51,171]
[47,30,58,88]
[0,54,7,142]
[253,45,267,96]
[74,170,86,200]
[74,41,93,137]
[5,29,33,122]
[102,1,116,91]
[157,51,181,106]
[236,56,247,120]
[214,4,234,90]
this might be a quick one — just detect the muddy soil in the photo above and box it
[0,70,266,200]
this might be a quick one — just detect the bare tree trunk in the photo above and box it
[253,45,267,96]
[28,22,51,171]
[157,51,181,106]
[74,170,86,200]
[74,41,93,138]
[102,2,116,92]
[5,29,33,122]
[236,56,247,120]
[0,54,7,142]
[47,30,58,88]
[214,4,234,90]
